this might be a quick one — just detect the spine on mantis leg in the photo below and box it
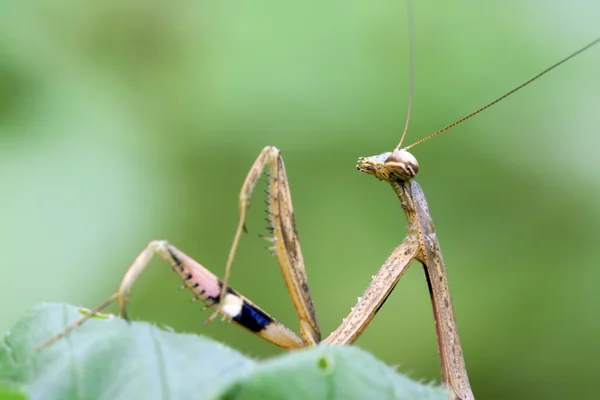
[161,243,304,349]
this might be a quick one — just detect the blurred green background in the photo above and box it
[1,1,599,399]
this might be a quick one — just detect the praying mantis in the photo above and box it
[37,17,600,400]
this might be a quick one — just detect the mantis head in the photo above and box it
[357,149,419,183]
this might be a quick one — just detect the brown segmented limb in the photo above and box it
[39,147,320,351]
[412,181,472,400]
[323,241,418,345]
[39,240,304,350]
[220,146,320,346]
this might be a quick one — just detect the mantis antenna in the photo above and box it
[395,0,415,151]
[403,37,600,151]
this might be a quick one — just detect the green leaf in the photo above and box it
[0,303,449,400]
[0,303,254,400]
[218,345,449,400]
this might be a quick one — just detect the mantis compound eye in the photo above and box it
[384,150,419,180]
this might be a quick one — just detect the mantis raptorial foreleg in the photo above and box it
[221,146,320,346]
[37,240,305,350]
[38,146,324,351]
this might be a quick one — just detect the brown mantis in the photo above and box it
[38,22,600,400]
